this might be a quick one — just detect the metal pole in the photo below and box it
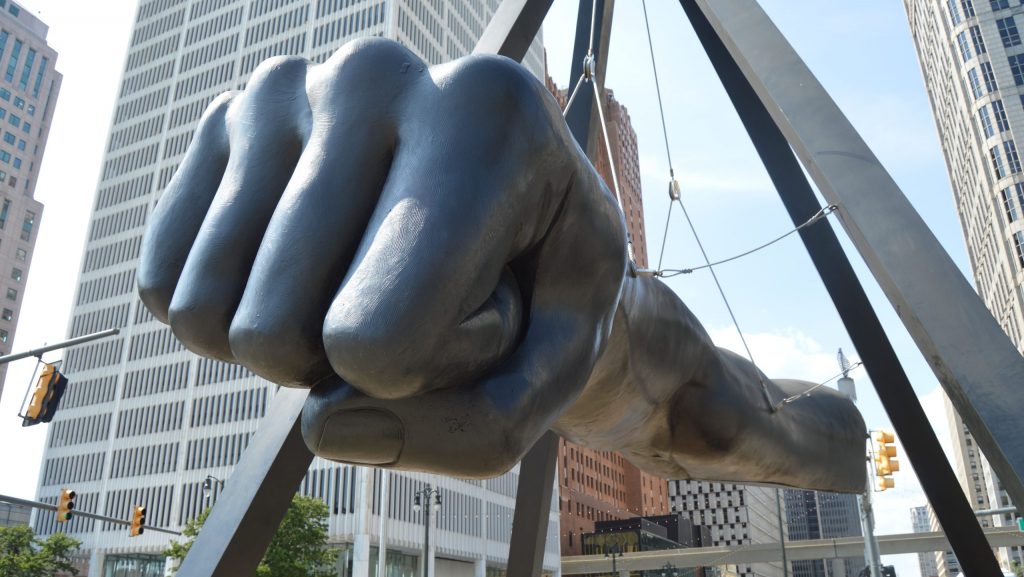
[378,470,388,577]
[775,489,788,577]
[423,484,431,577]
[0,328,120,365]
[857,483,882,577]
[0,493,181,536]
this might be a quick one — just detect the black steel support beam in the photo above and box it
[680,1,1001,573]
[473,0,555,62]
[687,0,1024,512]
[178,388,313,577]
[506,431,560,577]
[564,0,615,162]
[505,2,615,574]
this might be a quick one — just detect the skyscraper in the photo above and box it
[544,76,669,556]
[903,0,1023,570]
[34,2,552,576]
[783,489,862,577]
[668,480,786,577]
[0,2,61,399]
[911,505,940,577]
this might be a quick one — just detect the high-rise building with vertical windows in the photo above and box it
[668,480,786,577]
[33,2,552,577]
[0,2,60,400]
[903,0,1024,570]
[912,505,941,577]
[783,489,862,577]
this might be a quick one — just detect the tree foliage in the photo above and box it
[165,494,336,577]
[0,524,81,577]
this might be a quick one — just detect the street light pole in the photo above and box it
[413,484,442,577]
[604,543,622,575]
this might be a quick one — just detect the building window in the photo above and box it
[11,268,21,283]
[1014,231,1024,268]
[1010,55,1024,86]
[2,308,11,321]
[980,105,995,137]
[1002,185,1021,222]
[1005,140,1022,174]
[20,211,33,241]
[991,144,1008,177]
[4,39,21,83]
[949,0,962,24]
[992,0,1011,9]
[957,31,972,62]
[971,25,987,53]
[0,330,8,343]
[21,122,29,134]
[998,17,1022,47]
[993,99,1011,132]
[969,68,985,98]
[6,288,16,301]
[981,61,999,92]
[15,248,25,261]
[962,0,977,17]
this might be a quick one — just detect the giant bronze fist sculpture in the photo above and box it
[138,39,866,493]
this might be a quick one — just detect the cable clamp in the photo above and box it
[583,53,596,82]
[668,178,681,201]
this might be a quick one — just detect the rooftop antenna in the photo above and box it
[837,348,855,401]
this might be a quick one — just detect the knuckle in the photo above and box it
[228,315,331,388]
[445,55,541,111]
[322,312,432,400]
[167,294,234,362]
[246,55,311,90]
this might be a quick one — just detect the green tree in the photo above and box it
[165,494,337,577]
[0,524,81,577]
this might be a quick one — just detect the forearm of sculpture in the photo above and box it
[557,275,867,493]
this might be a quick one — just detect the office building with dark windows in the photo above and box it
[0,1,60,400]
[33,2,553,576]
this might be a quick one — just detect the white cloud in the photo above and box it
[707,325,861,384]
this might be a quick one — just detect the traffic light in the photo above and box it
[22,363,69,427]
[129,505,146,537]
[872,430,899,491]
[56,489,76,523]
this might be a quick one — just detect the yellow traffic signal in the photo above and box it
[872,430,898,491]
[56,489,76,523]
[22,363,69,427]
[129,505,146,537]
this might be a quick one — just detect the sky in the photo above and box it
[0,1,988,576]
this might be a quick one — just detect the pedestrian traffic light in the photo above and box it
[56,489,75,523]
[129,505,146,537]
[872,430,898,491]
[21,363,69,427]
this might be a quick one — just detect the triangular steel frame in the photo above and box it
[176,1,1019,575]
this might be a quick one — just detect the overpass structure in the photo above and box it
[561,527,1024,573]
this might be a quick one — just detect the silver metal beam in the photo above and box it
[560,527,1024,573]
[0,328,120,365]
[177,388,312,577]
[690,0,1024,513]
[0,493,181,536]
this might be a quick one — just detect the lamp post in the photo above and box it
[202,475,224,501]
[604,542,622,575]
[412,484,441,577]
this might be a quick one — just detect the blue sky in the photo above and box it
[0,1,981,576]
